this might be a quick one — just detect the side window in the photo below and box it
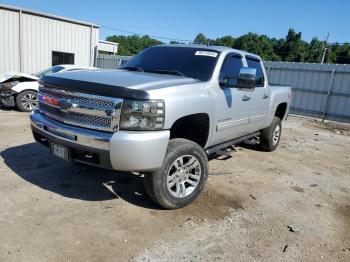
[220,54,243,86]
[246,57,265,87]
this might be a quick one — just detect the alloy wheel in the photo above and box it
[21,93,38,110]
[166,155,202,198]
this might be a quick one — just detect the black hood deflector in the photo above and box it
[41,75,150,100]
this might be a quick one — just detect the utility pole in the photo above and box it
[321,33,330,64]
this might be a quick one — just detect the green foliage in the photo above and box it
[106,29,350,64]
[307,37,324,63]
[327,43,350,64]
[106,35,162,56]
[193,33,210,45]
[212,36,235,48]
[234,33,277,61]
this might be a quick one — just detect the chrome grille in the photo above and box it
[64,112,112,128]
[38,85,123,132]
[39,103,112,129]
[40,86,115,108]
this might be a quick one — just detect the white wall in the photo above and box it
[0,8,20,73]
[0,6,99,74]
[98,40,118,54]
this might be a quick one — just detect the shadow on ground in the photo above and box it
[1,142,160,209]
[0,106,15,111]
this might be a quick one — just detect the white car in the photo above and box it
[0,65,96,112]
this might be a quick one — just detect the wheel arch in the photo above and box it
[275,102,288,120]
[169,113,210,148]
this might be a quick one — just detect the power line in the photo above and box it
[100,24,191,43]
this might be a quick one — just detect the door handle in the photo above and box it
[242,95,250,102]
[263,94,269,99]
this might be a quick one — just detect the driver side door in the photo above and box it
[211,53,251,146]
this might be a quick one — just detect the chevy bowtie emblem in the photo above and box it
[105,109,115,116]
[40,95,59,106]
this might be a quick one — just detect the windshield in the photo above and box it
[33,66,65,77]
[121,46,220,81]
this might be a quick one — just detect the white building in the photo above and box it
[98,40,119,55]
[0,4,100,74]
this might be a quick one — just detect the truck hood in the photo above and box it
[41,69,198,100]
[0,72,39,83]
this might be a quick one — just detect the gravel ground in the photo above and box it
[0,108,349,262]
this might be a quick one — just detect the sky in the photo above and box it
[1,0,349,43]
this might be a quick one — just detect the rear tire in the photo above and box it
[16,90,38,112]
[259,116,282,152]
[144,138,208,209]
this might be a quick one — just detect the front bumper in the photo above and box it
[30,110,170,171]
[0,90,16,107]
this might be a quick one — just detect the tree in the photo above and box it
[332,43,350,64]
[106,35,162,56]
[281,29,308,62]
[105,29,350,64]
[194,33,209,45]
[306,37,324,63]
[212,36,235,48]
[234,33,276,61]
[270,38,284,61]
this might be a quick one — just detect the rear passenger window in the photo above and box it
[246,57,265,87]
[219,54,243,86]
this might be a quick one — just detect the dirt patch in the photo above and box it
[146,185,244,226]
[337,205,350,221]
[1,111,350,261]
[305,117,350,136]
[171,186,243,220]
[291,186,305,193]
[336,204,350,241]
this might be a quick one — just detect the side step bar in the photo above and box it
[205,132,261,156]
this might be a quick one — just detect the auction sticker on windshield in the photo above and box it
[195,51,218,57]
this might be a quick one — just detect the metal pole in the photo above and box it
[90,25,93,66]
[267,65,271,77]
[19,10,23,72]
[322,68,335,122]
[321,33,330,64]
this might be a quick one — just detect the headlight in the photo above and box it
[120,99,165,130]
[0,81,19,91]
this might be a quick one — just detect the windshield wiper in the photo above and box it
[146,69,187,77]
[121,66,144,72]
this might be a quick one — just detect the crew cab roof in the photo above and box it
[155,44,262,61]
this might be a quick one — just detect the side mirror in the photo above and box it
[237,67,256,89]
[119,59,128,67]
[218,74,229,87]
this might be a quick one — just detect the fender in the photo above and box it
[12,81,39,93]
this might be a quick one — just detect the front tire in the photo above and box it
[16,90,38,112]
[259,116,282,152]
[144,138,209,209]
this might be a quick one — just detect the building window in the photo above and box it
[52,51,74,66]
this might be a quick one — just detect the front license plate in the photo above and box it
[51,143,70,161]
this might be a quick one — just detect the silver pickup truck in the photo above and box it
[30,44,291,209]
